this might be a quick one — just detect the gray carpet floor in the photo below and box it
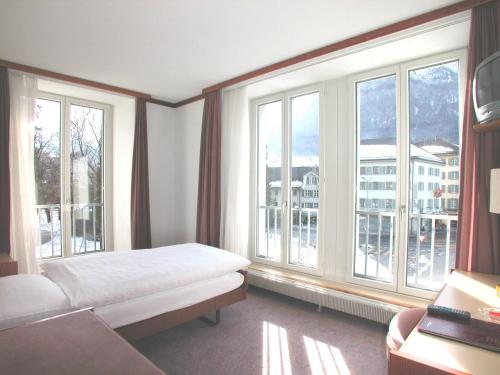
[134,287,389,375]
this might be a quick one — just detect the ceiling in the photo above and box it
[247,16,470,98]
[0,0,462,102]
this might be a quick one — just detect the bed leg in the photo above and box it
[198,309,220,327]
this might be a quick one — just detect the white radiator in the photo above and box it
[248,269,404,325]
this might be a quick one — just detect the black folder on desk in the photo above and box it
[418,313,500,353]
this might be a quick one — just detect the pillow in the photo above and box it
[0,274,71,330]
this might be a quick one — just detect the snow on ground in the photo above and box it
[37,220,101,259]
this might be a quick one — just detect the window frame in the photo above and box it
[346,49,466,299]
[36,91,114,260]
[346,64,402,293]
[250,84,325,276]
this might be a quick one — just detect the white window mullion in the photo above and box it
[281,94,290,269]
[62,98,73,258]
[396,65,408,295]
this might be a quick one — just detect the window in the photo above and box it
[418,199,424,209]
[427,199,433,209]
[449,157,459,166]
[351,52,463,297]
[448,185,459,193]
[354,74,396,283]
[256,100,282,262]
[254,89,321,271]
[386,199,395,209]
[35,95,110,259]
[407,60,460,292]
[448,198,459,210]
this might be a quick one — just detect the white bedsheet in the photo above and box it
[96,272,244,328]
[0,275,71,330]
[41,243,250,308]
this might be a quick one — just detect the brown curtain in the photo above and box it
[131,98,152,249]
[196,90,222,247]
[456,0,500,274]
[0,67,9,254]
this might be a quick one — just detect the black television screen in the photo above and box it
[476,54,500,108]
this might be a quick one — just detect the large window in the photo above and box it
[250,50,464,298]
[352,52,463,295]
[35,95,110,259]
[254,88,322,272]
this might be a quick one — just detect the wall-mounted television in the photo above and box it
[473,51,500,123]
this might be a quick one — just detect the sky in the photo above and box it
[259,92,320,167]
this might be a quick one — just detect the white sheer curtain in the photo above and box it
[9,71,40,273]
[220,86,250,258]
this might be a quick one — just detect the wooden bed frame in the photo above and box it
[115,270,248,341]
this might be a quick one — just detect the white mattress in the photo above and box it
[95,272,244,329]
[41,243,251,308]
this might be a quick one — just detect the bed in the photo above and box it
[0,243,250,340]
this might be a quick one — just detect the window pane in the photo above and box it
[34,98,62,259]
[406,61,460,291]
[355,75,397,282]
[70,104,104,254]
[257,101,282,261]
[289,92,320,268]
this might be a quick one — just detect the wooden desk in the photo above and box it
[400,271,500,375]
[0,309,165,375]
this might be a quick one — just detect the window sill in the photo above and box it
[249,263,429,309]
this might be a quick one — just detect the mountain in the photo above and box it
[359,63,460,145]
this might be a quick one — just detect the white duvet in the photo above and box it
[41,243,250,308]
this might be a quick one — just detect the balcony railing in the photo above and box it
[407,212,458,290]
[257,205,281,260]
[291,207,318,268]
[355,210,396,282]
[355,210,458,290]
[257,205,319,268]
[36,203,104,259]
[36,204,62,259]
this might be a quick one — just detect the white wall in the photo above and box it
[173,100,204,243]
[146,100,203,247]
[147,103,177,247]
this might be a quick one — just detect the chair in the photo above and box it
[386,307,426,356]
